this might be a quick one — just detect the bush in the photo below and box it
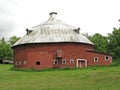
[111,59,120,66]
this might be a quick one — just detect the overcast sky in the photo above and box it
[0,0,120,39]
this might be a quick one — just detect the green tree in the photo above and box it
[0,36,20,60]
[0,38,13,60]
[107,28,120,60]
[89,33,108,53]
[9,36,20,45]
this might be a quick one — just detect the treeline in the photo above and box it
[0,36,20,60]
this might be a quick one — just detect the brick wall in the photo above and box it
[13,43,112,69]
[86,51,112,66]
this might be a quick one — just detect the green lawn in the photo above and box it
[0,65,120,90]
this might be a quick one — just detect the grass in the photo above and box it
[0,64,120,90]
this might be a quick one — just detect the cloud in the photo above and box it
[0,0,120,40]
[0,0,17,39]
[0,19,16,38]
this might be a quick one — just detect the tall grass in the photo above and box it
[0,64,120,90]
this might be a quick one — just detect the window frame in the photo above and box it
[15,61,18,65]
[62,60,66,64]
[105,56,109,61]
[19,61,22,65]
[70,59,74,64]
[53,60,58,64]
[36,61,40,65]
[94,57,98,62]
[23,60,27,65]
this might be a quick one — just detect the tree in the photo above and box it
[9,36,21,45]
[89,33,108,53]
[107,28,120,60]
[0,38,13,60]
[0,36,20,60]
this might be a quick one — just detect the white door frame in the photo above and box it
[76,59,87,68]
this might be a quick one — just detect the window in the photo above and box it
[105,56,109,61]
[56,50,63,58]
[54,60,58,64]
[62,60,66,64]
[36,61,40,65]
[94,57,98,62]
[70,59,74,63]
[15,61,18,65]
[19,61,22,65]
[23,60,27,65]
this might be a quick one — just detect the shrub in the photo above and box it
[111,59,120,66]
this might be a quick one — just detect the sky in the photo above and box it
[0,0,120,39]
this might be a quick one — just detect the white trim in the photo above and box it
[19,61,22,65]
[15,61,18,65]
[77,59,87,68]
[70,59,74,63]
[94,57,98,62]
[23,60,27,65]
[105,56,109,61]
[53,60,58,64]
[62,60,66,64]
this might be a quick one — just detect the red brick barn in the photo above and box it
[12,12,112,70]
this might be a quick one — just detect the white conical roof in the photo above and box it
[13,12,94,47]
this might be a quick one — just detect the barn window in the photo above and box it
[105,56,109,61]
[94,57,98,62]
[70,59,74,63]
[23,60,27,65]
[15,61,18,65]
[54,60,58,64]
[36,61,40,65]
[56,50,63,58]
[19,61,22,65]
[62,60,66,64]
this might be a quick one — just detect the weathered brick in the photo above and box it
[13,43,112,70]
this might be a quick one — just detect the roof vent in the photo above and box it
[49,12,57,19]
[74,27,80,34]
[26,28,33,35]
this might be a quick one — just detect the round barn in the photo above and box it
[12,12,112,70]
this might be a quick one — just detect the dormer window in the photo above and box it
[73,27,80,34]
[26,28,33,35]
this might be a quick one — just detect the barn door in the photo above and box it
[77,59,87,68]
